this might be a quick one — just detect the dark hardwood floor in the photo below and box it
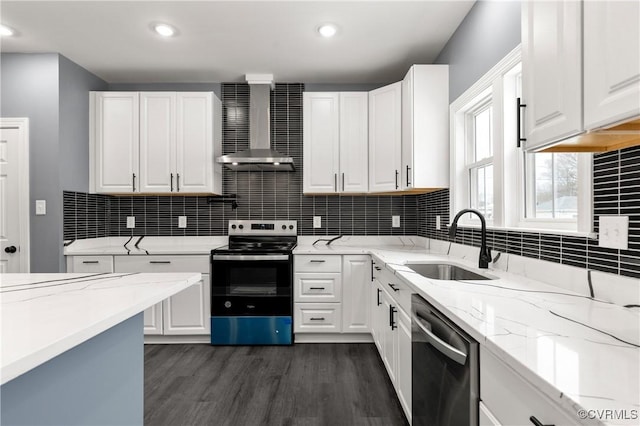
[144,343,408,426]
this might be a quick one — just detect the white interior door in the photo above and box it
[0,119,30,273]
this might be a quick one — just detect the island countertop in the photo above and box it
[0,272,201,385]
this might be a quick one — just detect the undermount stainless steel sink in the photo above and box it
[406,263,496,281]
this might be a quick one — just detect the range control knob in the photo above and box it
[289,225,294,230]
[282,225,287,230]
[231,224,236,230]
[238,224,244,230]
[224,301,232,308]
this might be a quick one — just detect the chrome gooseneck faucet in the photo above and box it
[449,209,492,269]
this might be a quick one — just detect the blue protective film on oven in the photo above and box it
[210,316,293,345]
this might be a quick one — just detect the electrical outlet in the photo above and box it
[126,216,135,229]
[313,216,322,228]
[436,215,441,230]
[599,216,629,250]
[392,215,400,228]
[35,200,46,216]
[178,216,187,228]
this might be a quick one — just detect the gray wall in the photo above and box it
[108,82,221,99]
[435,0,521,101]
[1,53,61,273]
[1,53,106,272]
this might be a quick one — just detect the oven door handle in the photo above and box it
[412,313,467,365]
[212,254,290,261]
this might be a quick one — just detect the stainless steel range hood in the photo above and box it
[217,75,295,171]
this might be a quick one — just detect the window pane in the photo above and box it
[554,153,578,219]
[527,153,578,219]
[470,164,493,220]
[474,107,492,161]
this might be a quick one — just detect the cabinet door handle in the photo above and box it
[132,173,137,192]
[529,416,554,426]
[388,283,400,292]
[406,165,411,187]
[176,173,180,192]
[150,261,171,264]
[395,170,399,189]
[374,266,381,271]
[170,173,174,192]
[310,317,325,321]
[389,305,397,330]
[309,287,325,290]
[334,173,337,192]
[342,172,345,191]
[517,97,527,148]
[371,261,374,281]
[82,260,99,264]
[309,259,325,263]
[377,289,382,306]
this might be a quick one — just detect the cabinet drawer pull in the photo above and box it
[388,283,400,292]
[529,416,553,426]
[149,261,171,264]
[309,260,326,263]
[309,317,325,321]
[82,260,99,264]
[375,266,381,271]
[309,287,326,290]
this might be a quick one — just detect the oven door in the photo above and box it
[211,254,292,316]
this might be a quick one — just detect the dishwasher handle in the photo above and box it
[412,313,467,365]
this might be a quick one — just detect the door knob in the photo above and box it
[4,246,17,254]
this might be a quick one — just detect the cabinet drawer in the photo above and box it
[68,256,114,273]
[378,267,412,313]
[294,273,341,302]
[114,255,209,273]
[294,303,342,333]
[480,347,579,426]
[295,255,341,273]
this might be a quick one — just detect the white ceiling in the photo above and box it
[0,1,475,84]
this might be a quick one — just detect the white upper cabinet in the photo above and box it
[303,92,340,193]
[176,92,220,194]
[369,82,402,192]
[139,92,175,193]
[339,92,369,193]
[401,65,449,190]
[91,91,221,195]
[521,0,583,151]
[303,92,368,194]
[92,92,140,193]
[583,0,640,130]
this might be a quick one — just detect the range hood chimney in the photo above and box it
[217,74,295,171]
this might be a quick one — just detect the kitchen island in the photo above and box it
[0,272,201,426]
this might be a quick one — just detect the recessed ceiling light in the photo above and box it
[318,24,337,38]
[154,23,176,37]
[0,24,15,37]
[273,162,280,166]
[232,162,239,166]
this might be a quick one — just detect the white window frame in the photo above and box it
[450,45,593,235]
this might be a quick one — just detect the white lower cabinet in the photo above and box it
[293,254,370,339]
[370,273,412,423]
[113,255,210,337]
[479,401,502,426]
[480,346,579,426]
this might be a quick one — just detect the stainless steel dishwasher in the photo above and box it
[412,294,479,426]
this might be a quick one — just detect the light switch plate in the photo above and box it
[126,216,135,229]
[313,216,322,228]
[435,215,441,230]
[35,200,46,215]
[599,215,628,250]
[392,215,400,228]
[178,216,187,228]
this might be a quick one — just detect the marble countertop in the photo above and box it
[0,272,201,385]
[295,241,640,426]
[63,236,228,256]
